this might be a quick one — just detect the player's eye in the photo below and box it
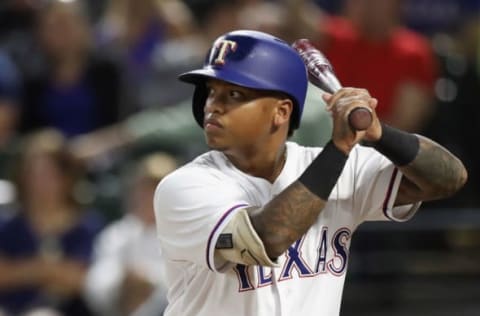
[206,86,215,96]
[229,90,244,100]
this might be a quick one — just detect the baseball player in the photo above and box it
[153,30,467,316]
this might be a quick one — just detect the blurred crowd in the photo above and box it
[0,0,478,315]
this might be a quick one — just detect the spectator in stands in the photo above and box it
[84,152,177,316]
[0,129,104,316]
[95,0,197,112]
[96,0,193,76]
[20,0,123,138]
[319,0,438,133]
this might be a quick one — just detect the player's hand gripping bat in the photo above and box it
[292,39,373,131]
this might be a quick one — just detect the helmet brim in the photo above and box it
[179,67,272,91]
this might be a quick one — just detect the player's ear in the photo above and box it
[273,98,293,127]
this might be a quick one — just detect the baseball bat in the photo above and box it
[292,39,373,131]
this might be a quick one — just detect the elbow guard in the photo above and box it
[215,209,279,267]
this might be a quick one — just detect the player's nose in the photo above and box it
[204,95,226,115]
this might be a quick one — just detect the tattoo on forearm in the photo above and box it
[251,181,325,258]
[401,136,467,198]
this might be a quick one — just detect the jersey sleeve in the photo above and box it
[346,146,421,223]
[154,166,250,272]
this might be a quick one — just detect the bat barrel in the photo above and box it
[292,39,342,93]
[292,38,373,131]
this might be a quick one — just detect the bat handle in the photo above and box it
[328,87,373,131]
[348,107,372,131]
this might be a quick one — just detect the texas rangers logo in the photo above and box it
[209,39,237,66]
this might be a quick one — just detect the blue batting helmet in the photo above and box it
[178,30,308,130]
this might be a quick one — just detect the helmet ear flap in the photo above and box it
[192,83,209,127]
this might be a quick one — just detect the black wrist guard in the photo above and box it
[371,123,420,166]
[298,141,348,200]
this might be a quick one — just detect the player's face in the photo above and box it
[203,79,285,152]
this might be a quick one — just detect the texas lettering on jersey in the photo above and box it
[233,226,351,291]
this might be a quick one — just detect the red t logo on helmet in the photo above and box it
[212,40,237,65]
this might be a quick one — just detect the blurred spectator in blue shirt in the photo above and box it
[0,129,104,315]
[95,0,197,113]
[20,0,123,138]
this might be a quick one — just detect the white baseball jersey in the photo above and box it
[154,141,420,316]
